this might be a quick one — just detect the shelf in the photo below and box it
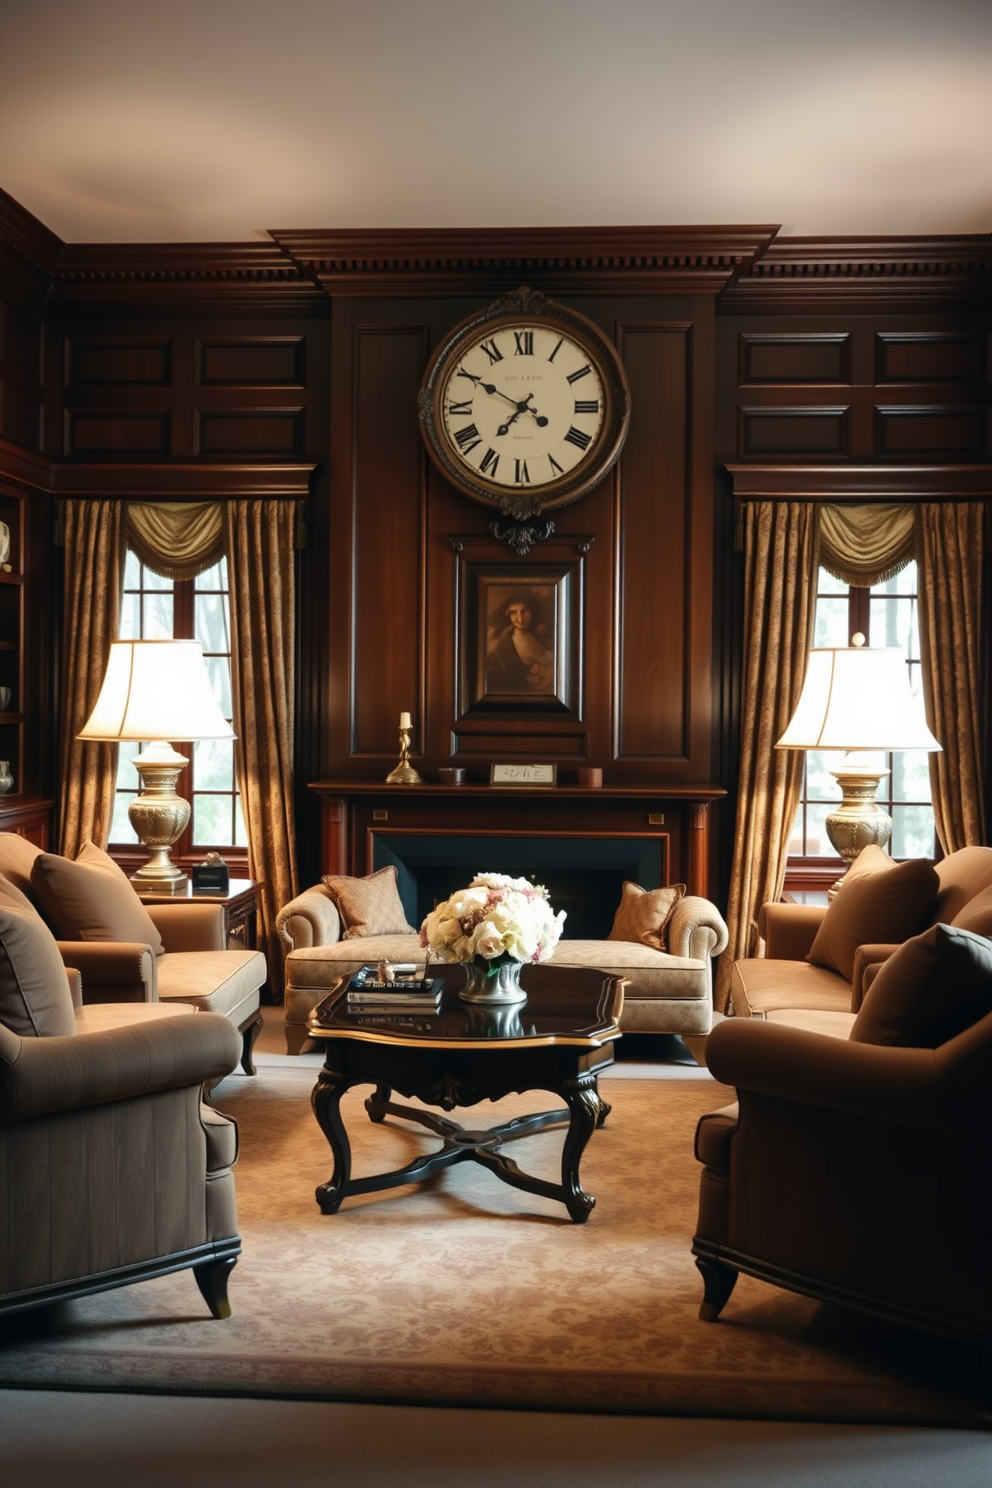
[0,572,23,587]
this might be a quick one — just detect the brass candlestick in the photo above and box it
[385,714,423,785]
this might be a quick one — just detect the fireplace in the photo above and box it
[309,780,725,923]
[371,832,665,939]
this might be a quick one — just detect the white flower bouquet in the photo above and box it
[419,872,566,969]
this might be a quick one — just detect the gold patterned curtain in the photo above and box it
[224,501,299,1000]
[916,503,986,852]
[59,500,126,856]
[715,501,818,1014]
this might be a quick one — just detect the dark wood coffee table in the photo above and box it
[306,965,625,1223]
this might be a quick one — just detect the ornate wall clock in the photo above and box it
[418,287,631,519]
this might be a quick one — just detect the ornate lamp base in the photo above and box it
[127,741,191,894]
[824,752,891,899]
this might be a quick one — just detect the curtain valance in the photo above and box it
[126,501,225,580]
[817,503,918,587]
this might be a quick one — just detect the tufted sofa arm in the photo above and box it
[667,896,729,963]
[276,884,343,952]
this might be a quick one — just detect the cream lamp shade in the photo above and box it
[79,640,235,893]
[776,635,941,895]
[79,639,235,744]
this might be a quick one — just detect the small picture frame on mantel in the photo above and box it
[490,763,557,787]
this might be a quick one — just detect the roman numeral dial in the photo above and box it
[437,321,609,491]
[422,291,630,512]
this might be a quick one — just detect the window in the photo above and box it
[787,559,935,880]
[110,550,247,858]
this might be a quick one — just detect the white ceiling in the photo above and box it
[1,0,990,244]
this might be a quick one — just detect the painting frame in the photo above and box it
[457,561,581,716]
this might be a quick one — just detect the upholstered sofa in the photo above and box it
[276,875,729,1054]
[0,832,267,1075]
[693,921,992,1350]
[0,886,243,1319]
[730,844,992,1039]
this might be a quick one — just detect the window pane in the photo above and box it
[205,656,233,718]
[194,737,234,791]
[118,591,140,640]
[110,792,138,844]
[804,802,835,858]
[235,797,248,848]
[143,592,174,639]
[195,594,230,653]
[869,595,915,655]
[891,749,932,802]
[805,751,840,802]
[197,558,227,591]
[193,794,233,846]
[813,598,849,648]
[891,804,936,859]
[143,565,172,591]
[817,569,848,594]
[123,548,142,588]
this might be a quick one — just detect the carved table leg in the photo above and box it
[365,1085,393,1123]
[311,1069,353,1214]
[559,1074,601,1223]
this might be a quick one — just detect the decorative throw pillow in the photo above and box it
[851,923,992,1048]
[30,841,165,955]
[0,876,76,1038]
[607,881,686,952]
[806,845,939,984]
[950,884,992,940]
[320,865,416,940]
[0,830,44,900]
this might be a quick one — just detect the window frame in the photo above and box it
[108,553,249,878]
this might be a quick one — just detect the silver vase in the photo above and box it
[458,954,527,1006]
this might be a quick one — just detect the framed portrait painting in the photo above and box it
[457,561,581,715]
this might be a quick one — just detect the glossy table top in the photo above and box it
[307,964,625,1050]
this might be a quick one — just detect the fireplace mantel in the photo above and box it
[308,780,725,900]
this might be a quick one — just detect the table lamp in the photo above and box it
[78,639,236,893]
[776,633,941,895]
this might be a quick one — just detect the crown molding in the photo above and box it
[49,242,326,315]
[0,187,63,278]
[50,461,318,499]
[269,225,781,296]
[723,235,992,313]
[727,463,992,501]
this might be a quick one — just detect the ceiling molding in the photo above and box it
[727,463,992,501]
[724,235,992,312]
[50,462,318,498]
[0,186,63,278]
[50,241,326,314]
[0,437,55,494]
[270,225,781,296]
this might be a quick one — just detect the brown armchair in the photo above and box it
[692,927,992,1351]
[0,888,244,1319]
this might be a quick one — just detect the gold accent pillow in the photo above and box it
[607,881,686,952]
[806,844,938,984]
[321,865,416,940]
[30,841,165,956]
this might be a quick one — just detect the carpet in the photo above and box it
[0,1063,986,1424]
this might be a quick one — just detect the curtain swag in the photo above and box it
[126,501,226,580]
[817,503,919,587]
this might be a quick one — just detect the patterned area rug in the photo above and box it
[0,1063,986,1423]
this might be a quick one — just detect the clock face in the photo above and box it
[419,290,630,518]
[439,323,606,493]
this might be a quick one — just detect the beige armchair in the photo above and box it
[0,890,244,1320]
[0,833,266,1077]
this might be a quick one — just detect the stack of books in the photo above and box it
[345,970,442,1014]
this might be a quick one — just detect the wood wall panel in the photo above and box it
[0,384,41,449]
[2,302,42,382]
[876,333,987,384]
[196,409,303,455]
[741,333,850,385]
[66,338,171,386]
[197,337,304,386]
[350,323,427,757]
[876,405,987,457]
[65,410,169,456]
[741,405,849,457]
[615,323,690,761]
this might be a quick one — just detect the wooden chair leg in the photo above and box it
[695,1256,739,1322]
[193,1257,237,1319]
[240,1013,263,1076]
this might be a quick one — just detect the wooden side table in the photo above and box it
[137,878,264,953]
